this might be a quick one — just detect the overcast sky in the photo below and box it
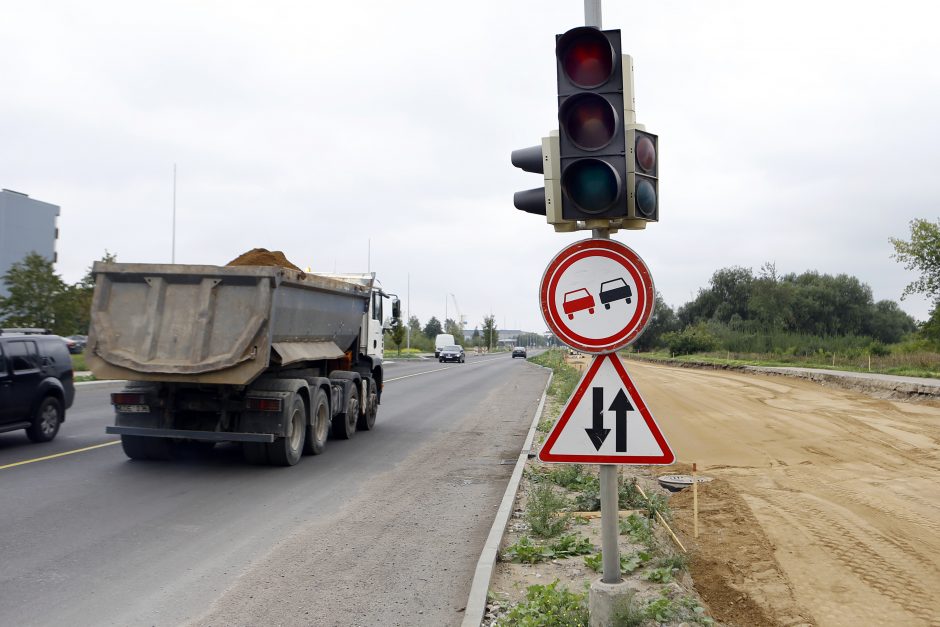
[2,0,938,332]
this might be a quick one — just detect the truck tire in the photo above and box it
[357,378,378,431]
[120,435,174,460]
[267,394,306,466]
[26,396,62,443]
[331,384,359,440]
[303,388,330,455]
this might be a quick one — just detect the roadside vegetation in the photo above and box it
[486,348,714,627]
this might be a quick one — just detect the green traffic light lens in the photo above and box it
[636,179,656,218]
[564,160,620,214]
[560,93,617,151]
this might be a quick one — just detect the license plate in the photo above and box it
[116,404,150,413]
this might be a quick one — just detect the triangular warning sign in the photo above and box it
[538,353,675,465]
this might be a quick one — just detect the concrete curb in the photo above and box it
[461,366,553,627]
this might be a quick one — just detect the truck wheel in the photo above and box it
[120,435,173,460]
[357,379,378,431]
[332,385,359,440]
[267,395,306,466]
[26,396,62,443]
[304,389,330,455]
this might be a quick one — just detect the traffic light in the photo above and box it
[627,128,658,221]
[556,27,626,222]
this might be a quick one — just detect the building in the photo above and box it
[0,189,60,298]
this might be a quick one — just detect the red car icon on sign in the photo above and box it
[563,288,595,320]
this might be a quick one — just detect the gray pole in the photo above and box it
[584,0,602,28]
[406,273,411,350]
[587,0,617,581]
[172,163,177,263]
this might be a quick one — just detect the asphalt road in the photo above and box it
[0,353,549,627]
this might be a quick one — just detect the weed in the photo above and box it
[503,536,554,564]
[644,596,679,623]
[645,566,675,583]
[550,534,594,558]
[572,514,590,526]
[657,551,688,572]
[644,490,671,521]
[572,482,601,511]
[619,513,654,546]
[526,483,570,538]
[546,464,592,489]
[583,550,651,574]
[583,553,602,572]
[501,580,589,627]
[618,476,645,509]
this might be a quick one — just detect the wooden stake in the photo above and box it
[635,483,686,553]
[693,462,699,539]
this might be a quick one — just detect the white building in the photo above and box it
[0,189,60,298]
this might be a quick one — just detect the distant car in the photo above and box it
[439,345,465,363]
[0,332,75,443]
[599,278,632,309]
[563,288,595,320]
[512,346,527,359]
[66,335,88,354]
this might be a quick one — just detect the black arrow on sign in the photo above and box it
[609,389,634,452]
[584,387,610,451]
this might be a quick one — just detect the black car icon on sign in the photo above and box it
[599,278,632,309]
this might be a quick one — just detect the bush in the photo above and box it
[526,483,570,538]
[662,324,719,355]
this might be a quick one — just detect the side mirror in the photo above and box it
[392,298,401,320]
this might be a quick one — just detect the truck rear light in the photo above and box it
[111,393,147,405]
[246,397,282,412]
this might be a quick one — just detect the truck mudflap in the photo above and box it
[106,425,275,443]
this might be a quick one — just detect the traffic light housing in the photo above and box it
[556,27,626,222]
[627,128,658,221]
[512,133,577,231]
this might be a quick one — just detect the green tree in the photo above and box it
[632,292,680,352]
[386,316,406,356]
[891,218,940,304]
[423,316,442,339]
[0,252,68,332]
[444,318,464,344]
[481,315,498,351]
[407,315,422,337]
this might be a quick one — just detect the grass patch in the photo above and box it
[501,580,589,627]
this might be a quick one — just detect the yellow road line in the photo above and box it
[0,440,120,471]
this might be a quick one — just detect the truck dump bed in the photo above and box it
[86,263,370,385]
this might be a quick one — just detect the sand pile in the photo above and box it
[227,248,302,272]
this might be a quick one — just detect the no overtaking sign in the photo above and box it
[540,239,654,354]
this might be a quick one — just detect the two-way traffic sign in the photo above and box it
[538,353,674,465]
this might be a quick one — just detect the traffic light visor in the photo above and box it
[560,93,618,151]
[557,27,615,88]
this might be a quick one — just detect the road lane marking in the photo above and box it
[0,440,121,471]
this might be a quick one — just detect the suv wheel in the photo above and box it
[26,396,63,443]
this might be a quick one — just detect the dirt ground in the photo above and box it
[625,360,940,627]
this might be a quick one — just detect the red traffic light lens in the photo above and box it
[560,94,617,151]
[557,28,614,88]
[563,159,620,214]
[636,135,656,173]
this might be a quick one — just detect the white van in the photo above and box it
[434,334,456,359]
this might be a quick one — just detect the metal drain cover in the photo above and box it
[657,474,713,491]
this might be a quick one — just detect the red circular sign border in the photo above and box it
[540,239,654,354]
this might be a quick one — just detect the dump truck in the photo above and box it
[86,262,399,466]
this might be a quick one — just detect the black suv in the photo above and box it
[0,332,75,442]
